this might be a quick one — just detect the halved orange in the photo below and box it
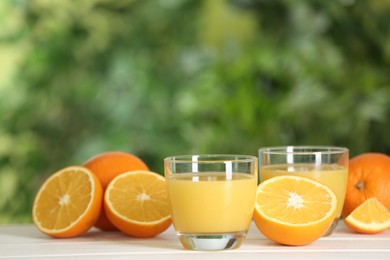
[344,197,390,234]
[253,175,337,246]
[32,166,103,238]
[104,170,171,238]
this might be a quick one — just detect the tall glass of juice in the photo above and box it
[258,146,349,236]
[164,154,257,251]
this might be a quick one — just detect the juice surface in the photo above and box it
[261,164,348,217]
[166,172,256,233]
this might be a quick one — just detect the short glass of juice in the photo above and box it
[164,154,258,251]
[258,146,349,236]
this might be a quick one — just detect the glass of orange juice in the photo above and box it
[164,154,257,251]
[258,146,349,236]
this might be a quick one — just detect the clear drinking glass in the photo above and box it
[164,154,258,251]
[258,146,349,236]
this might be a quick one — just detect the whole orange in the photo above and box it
[342,153,390,218]
[83,151,149,230]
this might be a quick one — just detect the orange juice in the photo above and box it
[166,172,256,234]
[261,164,348,218]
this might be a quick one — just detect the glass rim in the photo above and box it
[164,154,257,163]
[259,146,349,155]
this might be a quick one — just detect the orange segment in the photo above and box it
[344,198,390,234]
[253,175,337,246]
[104,170,171,238]
[32,166,103,238]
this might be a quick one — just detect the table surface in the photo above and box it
[1,221,389,259]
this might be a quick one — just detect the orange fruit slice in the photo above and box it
[32,166,103,238]
[83,151,150,231]
[104,170,171,238]
[344,197,390,234]
[253,175,337,246]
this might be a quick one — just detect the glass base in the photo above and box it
[324,218,340,236]
[177,231,247,251]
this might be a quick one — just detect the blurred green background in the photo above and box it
[0,0,389,224]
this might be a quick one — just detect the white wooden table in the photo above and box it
[1,221,389,259]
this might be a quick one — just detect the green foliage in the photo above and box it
[0,0,389,223]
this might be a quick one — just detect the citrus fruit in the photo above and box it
[342,153,390,218]
[32,166,103,238]
[104,170,171,238]
[344,198,390,234]
[83,151,149,230]
[253,175,337,246]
